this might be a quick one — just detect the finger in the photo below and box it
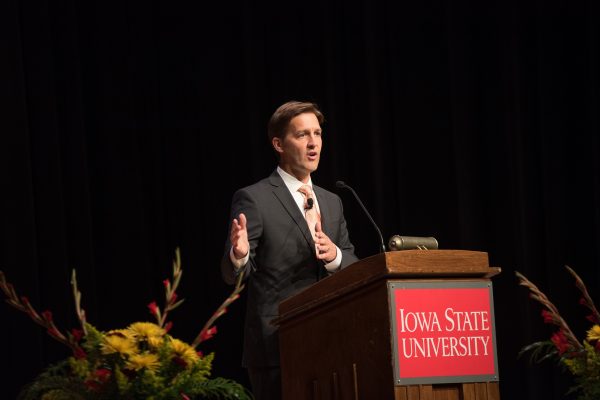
[239,213,247,230]
[317,250,331,260]
[317,233,331,243]
[315,221,322,232]
[317,247,336,262]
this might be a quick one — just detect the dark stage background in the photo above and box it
[1,0,599,398]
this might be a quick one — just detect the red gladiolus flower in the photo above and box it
[73,347,87,359]
[551,330,570,355]
[586,314,600,324]
[170,292,178,304]
[541,310,554,324]
[72,328,84,341]
[85,379,102,391]
[165,321,173,333]
[163,279,170,288]
[200,326,217,342]
[95,368,112,382]
[41,310,53,322]
[148,301,159,316]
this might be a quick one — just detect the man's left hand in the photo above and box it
[314,221,337,263]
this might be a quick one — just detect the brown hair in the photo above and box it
[267,101,324,141]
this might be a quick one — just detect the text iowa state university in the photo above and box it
[398,308,490,333]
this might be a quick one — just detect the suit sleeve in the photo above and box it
[220,188,264,285]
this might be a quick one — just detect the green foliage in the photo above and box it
[15,321,253,400]
[517,268,600,400]
[2,249,252,400]
[18,351,253,400]
[17,361,87,400]
[191,377,254,399]
[562,342,600,400]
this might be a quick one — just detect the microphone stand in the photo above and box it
[336,181,386,253]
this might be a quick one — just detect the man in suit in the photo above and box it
[221,100,359,400]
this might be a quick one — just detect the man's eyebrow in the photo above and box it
[292,128,322,136]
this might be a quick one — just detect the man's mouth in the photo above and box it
[307,151,318,161]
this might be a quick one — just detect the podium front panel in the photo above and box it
[388,280,499,385]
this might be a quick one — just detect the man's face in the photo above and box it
[273,112,322,183]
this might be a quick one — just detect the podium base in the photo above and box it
[396,382,500,400]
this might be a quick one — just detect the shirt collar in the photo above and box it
[276,166,313,193]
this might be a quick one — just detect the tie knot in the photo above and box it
[298,185,314,210]
[298,184,313,198]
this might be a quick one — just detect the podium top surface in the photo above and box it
[381,249,492,273]
[278,250,500,319]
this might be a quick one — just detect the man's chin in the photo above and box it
[306,162,319,173]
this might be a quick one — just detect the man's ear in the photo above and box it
[272,137,284,154]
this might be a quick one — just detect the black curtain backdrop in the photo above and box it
[1,0,599,398]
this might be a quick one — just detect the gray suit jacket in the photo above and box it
[221,170,358,367]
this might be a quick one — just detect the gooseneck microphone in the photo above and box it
[336,181,386,253]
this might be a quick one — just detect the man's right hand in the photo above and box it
[230,213,249,260]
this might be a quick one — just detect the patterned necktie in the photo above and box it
[298,184,320,241]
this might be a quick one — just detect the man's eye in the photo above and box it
[315,131,322,136]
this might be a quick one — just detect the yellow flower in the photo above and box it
[170,338,199,366]
[127,322,165,341]
[107,329,132,338]
[102,334,137,356]
[147,335,164,349]
[587,325,600,342]
[126,352,160,372]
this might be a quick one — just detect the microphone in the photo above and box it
[306,198,314,209]
[336,180,386,253]
[388,235,439,251]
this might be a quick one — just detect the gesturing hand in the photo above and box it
[230,213,249,260]
[314,221,337,263]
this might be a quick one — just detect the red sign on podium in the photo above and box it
[388,281,499,385]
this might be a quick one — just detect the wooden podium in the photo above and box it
[278,250,501,400]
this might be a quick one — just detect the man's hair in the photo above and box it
[267,101,324,141]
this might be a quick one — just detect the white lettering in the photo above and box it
[444,309,491,332]
[400,336,493,359]
[399,309,442,333]
[445,307,455,331]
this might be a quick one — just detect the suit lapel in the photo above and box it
[269,171,316,248]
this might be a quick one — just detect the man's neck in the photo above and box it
[278,165,310,184]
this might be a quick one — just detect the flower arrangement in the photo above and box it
[516,266,600,400]
[0,248,252,400]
